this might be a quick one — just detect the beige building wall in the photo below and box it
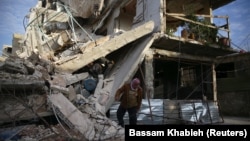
[12,33,24,56]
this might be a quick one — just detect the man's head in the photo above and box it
[131,78,140,89]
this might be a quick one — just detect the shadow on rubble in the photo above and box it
[0,115,86,141]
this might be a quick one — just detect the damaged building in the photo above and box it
[1,0,250,140]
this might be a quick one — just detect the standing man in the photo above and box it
[115,78,143,127]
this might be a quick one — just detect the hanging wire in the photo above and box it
[238,33,250,47]
[217,32,246,51]
[61,3,95,42]
[25,8,49,29]
[23,14,29,31]
[230,41,247,51]
[92,9,111,34]
[64,7,78,43]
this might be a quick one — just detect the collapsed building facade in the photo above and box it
[1,0,250,140]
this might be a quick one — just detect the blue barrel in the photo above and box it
[83,78,97,92]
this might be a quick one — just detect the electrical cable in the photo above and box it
[61,4,94,41]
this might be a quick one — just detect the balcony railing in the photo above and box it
[165,12,230,47]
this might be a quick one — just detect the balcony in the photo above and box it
[165,13,231,48]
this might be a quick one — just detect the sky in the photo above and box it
[0,0,37,55]
[213,0,250,51]
[0,0,249,54]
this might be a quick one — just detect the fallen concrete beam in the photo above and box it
[91,34,156,115]
[54,20,155,73]
[79,35,110,53]
[48,93,95,140]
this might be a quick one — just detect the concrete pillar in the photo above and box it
[212,63,217,101]
[144,49,154,98]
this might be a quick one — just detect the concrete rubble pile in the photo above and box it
[0,0,155,140]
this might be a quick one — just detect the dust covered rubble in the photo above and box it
[0,0,129,140]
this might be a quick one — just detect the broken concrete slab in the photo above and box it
[54,20,155,73]
[48,92,124,140]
